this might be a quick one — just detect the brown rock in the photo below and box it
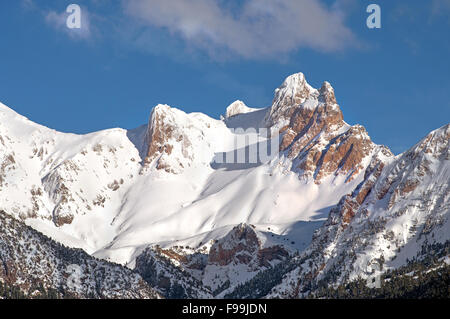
[208,224,260,266]
[270,76,377,183]
[257,246,289,267]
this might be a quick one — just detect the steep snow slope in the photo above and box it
[0,72,392,269]
[0,102,143,253]
[94,72,386,266]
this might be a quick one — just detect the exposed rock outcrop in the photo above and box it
[266,124,450,298]
[208,224,261,266]
[144,104,194,174]
[266,73,388,183]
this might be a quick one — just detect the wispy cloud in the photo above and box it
[123,0,357,59]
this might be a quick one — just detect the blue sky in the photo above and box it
[0,0,449,154]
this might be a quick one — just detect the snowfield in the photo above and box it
[1,98,357,266]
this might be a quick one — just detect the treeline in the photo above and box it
[0,281,62,299]
[225,260,297,299]
[0,281,26,299]
[312,241,450,299]
[312,263,449,299]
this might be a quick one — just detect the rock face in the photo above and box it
[134,246,210,299]
[207,224,289,269]
[0,211,160,299]
[202,224,289,294]
[208,223,260,266]
[266,124,450,298]
[144,104,193,173]
[143,104,221,174]
[143,73,389,184]
[266,73,387,183]
[135,224,290,298]
[265,73,317,131]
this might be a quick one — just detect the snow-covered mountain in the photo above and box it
[266,124,449,297]
[0,72,448,298]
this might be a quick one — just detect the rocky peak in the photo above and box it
[322,125,448,234]
[265,73,344,136]
[374,124,449,209]
[203,224,289,293]
[144,104,178,173]
[141,73,381,183]
[265,72,318,130]
[225,100,254,118]
[267,73,380,183]
[319,81,337,105]
[143,104,197,174]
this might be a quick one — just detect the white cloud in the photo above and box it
[123,0,357,59]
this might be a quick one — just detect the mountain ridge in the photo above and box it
[0,72,448,298]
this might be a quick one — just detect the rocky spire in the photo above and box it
[319,81,337,105]
[265,72,317,131]
[265,73,385,184]
[143,104,195,174]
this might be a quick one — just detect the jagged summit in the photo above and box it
[141,73,379,184]
[319,81,337,105]
[259,73,384,183]
[265,72,343,132]
[265,72,318,130]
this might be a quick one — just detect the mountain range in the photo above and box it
[0,72,448,298]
